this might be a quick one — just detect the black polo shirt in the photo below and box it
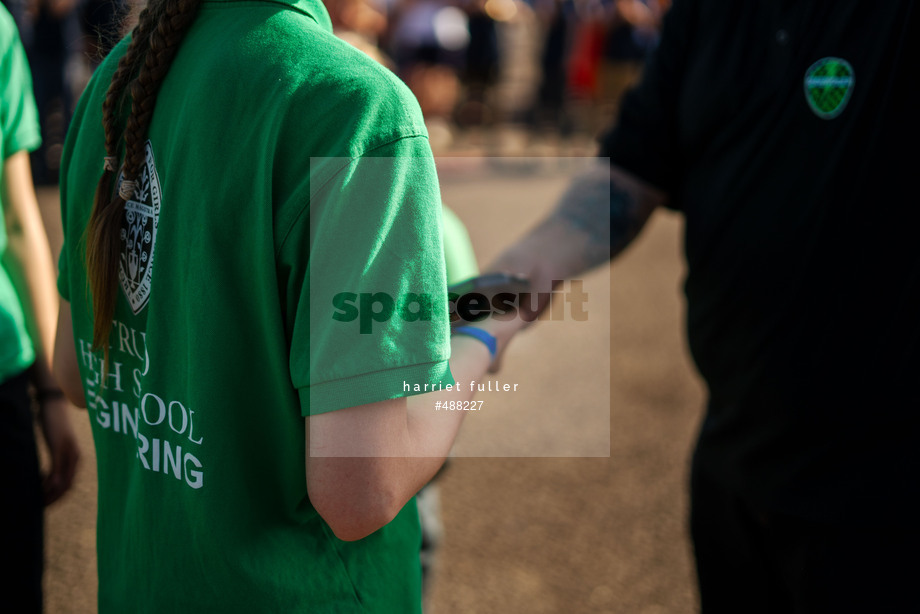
[602,0,920,522]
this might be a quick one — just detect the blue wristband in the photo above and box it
[451,326,497,359]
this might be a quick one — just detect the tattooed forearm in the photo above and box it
[491,163,663,285]
[551,162,656,269]
[554,164,613,247]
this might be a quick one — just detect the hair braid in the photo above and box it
[124,0,200,178]
[85,0,202,366]
[101,10,156,155]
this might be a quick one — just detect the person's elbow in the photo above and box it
[321,500,402,543]
[307,460,406,542]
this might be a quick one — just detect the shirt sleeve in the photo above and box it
[0,8,41,159]
[599,0,697,198]
[278,135,454,416]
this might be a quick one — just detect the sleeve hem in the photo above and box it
[4,132,42,157]
[299,360,454,416]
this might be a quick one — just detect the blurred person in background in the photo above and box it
[324,0,390,63]
[1,0,80,185]
[564,0,604,133]
[525,0,575,137]
[386,0,469,148]
[1,4,80,612]
[453,0,500,129]
[491,1,920,612]
[596,0,666,125]
[79,0,130,67]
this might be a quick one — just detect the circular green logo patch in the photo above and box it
[804,57,854,120]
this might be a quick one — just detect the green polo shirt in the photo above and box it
[0,5,41,383]
[58,0,452,610]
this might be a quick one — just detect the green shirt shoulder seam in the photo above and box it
[274,132,430,257]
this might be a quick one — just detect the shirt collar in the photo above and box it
[204,0,333,32]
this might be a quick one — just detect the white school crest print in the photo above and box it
[117,141,161,314]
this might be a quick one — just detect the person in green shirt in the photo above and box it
[52,0,521,611]
[1,5,80,612]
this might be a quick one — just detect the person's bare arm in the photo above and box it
[2,151,57,366]
[53,302,86,408]
[489,161,667,313]
[306,315,519,541]
[3,150,79,503]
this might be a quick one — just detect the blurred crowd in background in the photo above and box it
[2,0,670,185]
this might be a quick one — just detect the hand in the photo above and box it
[485,220,600,370]
[38,397,80,506]
[487,243,571,326]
